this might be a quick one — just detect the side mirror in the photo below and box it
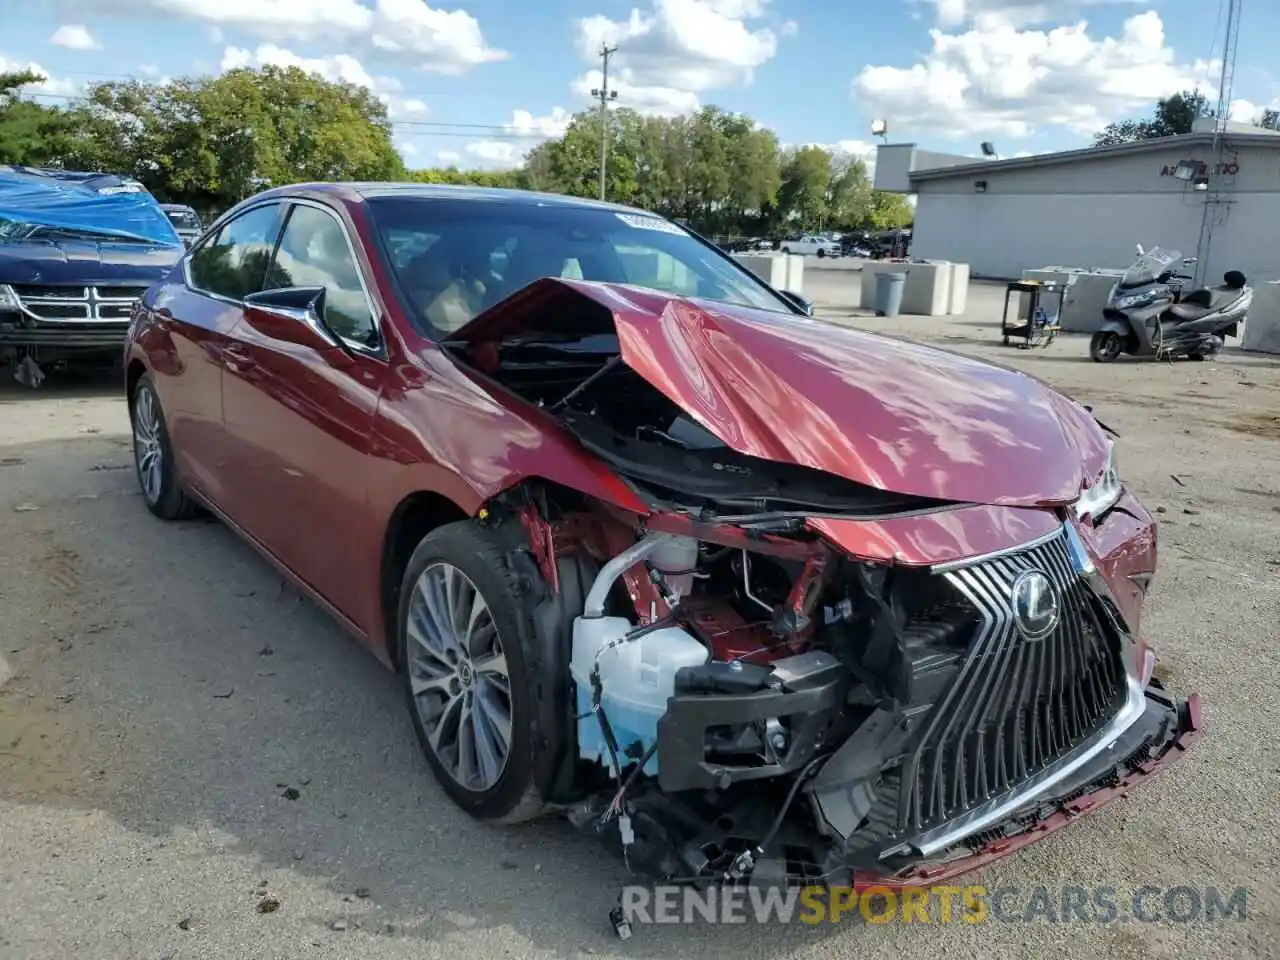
[242,286,343,351]
[778,289,814,316]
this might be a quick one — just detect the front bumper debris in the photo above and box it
[853,688,1202,889]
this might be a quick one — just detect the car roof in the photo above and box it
[255,181,654,217]
[160,203,196,213]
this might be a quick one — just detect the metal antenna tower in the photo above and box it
[1193,0,1243,287]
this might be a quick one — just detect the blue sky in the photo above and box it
[4,0,1279,171]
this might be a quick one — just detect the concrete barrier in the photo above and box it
[733,253,806,294]
[1242,280,1280,354]
[733,252,788,289]
[859,261,967,316]
[948,262,970,315]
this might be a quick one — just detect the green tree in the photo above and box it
[826,155,874,229]
[65,66,404,214]
[0,70,83,165]
[865,191,913,230]
[1094,90,1213,146]
[777,146,832,230]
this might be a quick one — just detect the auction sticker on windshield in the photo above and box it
[615,213,686,234]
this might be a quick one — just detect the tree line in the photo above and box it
[0,65,913,237]
[1094,89,1279,146]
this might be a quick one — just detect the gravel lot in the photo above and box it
[1,295,1278,960]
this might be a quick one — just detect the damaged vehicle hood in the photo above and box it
[451,278,1110,508]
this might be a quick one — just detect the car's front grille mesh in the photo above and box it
[897,532,1128,833]
[8,284,149,323]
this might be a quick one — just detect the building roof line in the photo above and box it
[907,131,1277,183]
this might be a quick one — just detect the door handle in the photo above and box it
[223,343,253,373]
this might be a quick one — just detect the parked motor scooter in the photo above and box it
[1089,245,1252,362]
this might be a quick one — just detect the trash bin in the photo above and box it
[874,270,906,317]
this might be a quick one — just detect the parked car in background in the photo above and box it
[0,165,186,386]
[778,234,840,257]
[160,203,205,247]
[839,234,873,258]
[123,181,1197,915]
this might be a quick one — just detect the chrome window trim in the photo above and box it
[181,196,386,360]
[275,198,386,360]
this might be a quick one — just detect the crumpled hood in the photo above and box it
[453,278,1110,508]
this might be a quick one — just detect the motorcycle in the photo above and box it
[1089,245,1252,362]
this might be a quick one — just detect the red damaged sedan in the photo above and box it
[124,183,1199,896]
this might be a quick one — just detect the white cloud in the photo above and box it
[55,0,506,74]
[464,139,526,168]
[459,107,572,169]
[220,44,429,119]
[437,149,461,164]
[508,107,571,138]
[925,0,1149,30]
[455,108,570,170]
[1227,98,1280,125]
[853,12,1213,140]
[49,24,100,50]
[0,55,83,99]
[570,0,786,115]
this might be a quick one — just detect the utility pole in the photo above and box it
[591,44,619,201]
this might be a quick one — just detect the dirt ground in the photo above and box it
[1,297,1279,960]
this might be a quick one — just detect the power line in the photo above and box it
[590,44,619,200]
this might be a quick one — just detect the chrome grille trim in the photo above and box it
[9,284,148,324]
[896,522,1139,856]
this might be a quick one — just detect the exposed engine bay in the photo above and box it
[447,294,1200,915]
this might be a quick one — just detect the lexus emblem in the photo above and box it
[1011,570,1059,640]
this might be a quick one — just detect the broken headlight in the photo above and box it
[1074,440,1122,521]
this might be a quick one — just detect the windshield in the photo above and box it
[1119,247,1181,288]
[0,218,156,244]
[365,196,797,337]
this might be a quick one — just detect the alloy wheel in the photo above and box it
[405,562,513,792]
[132,385,164,505]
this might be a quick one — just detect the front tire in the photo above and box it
[816,248,826,259]
[1090,330,1122,363]
[780,247,791,255]
[129,374,201,520]
[398,521,547,824]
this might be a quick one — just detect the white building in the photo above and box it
[874,126,1280,285]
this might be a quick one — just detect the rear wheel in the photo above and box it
[398,521,547,823]
[129,374,201,520]
[780,247,791,255]
[1090,331,1122,363]
[816,248,826,259]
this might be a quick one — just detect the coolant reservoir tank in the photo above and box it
[648,535,698,598]
[571,616,708,775]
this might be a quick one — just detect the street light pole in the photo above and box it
[591,44,619,201]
